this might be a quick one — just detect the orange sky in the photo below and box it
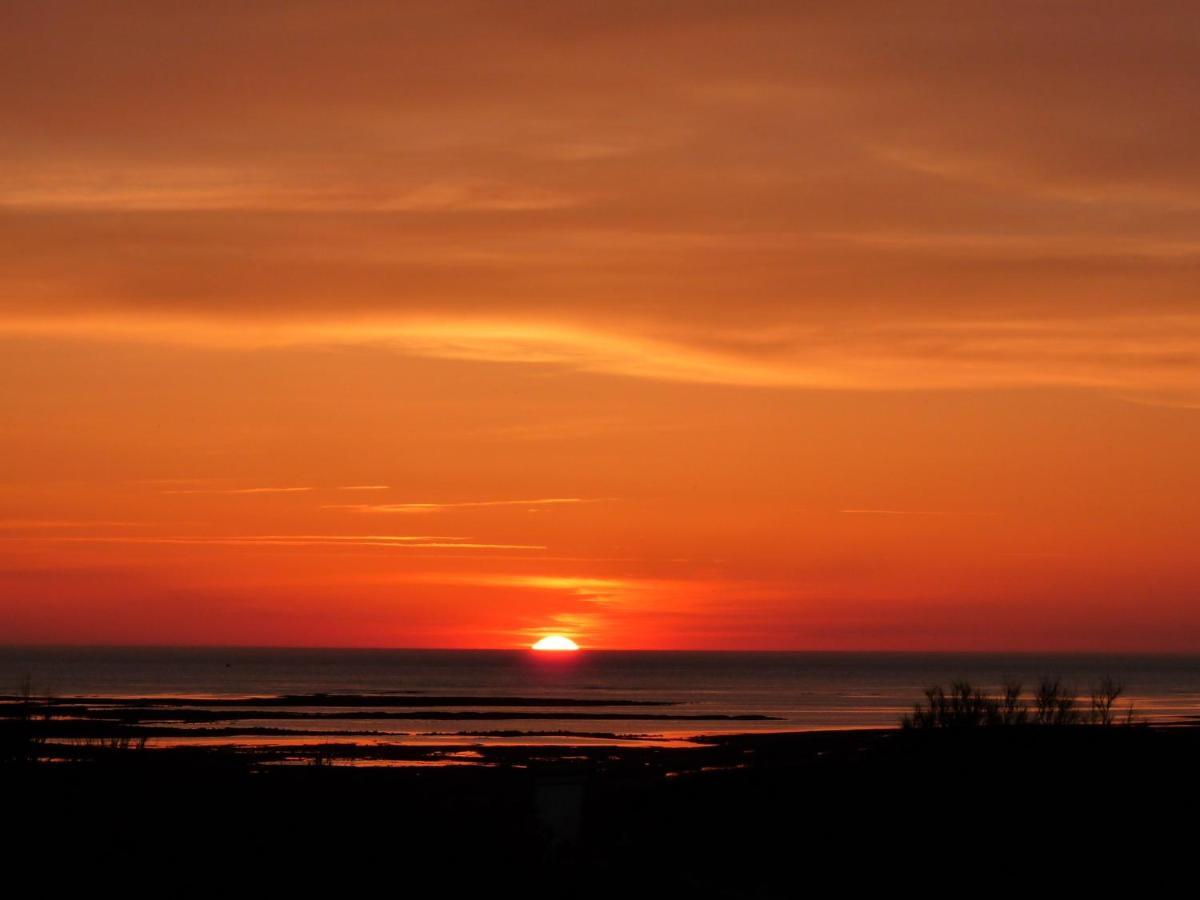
[3,2,1199,650]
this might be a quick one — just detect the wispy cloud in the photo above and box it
[0,519,150,529]
[0,165,579,214]
[162,486,313,495]
[337,485,391,491]
[136,478,217,486]
[420,573,635,604]
[5,313,1200,400]
[1113,393,1200,412]
[840,509,993,517]
[6,534,545,550]
[324,497,601,514]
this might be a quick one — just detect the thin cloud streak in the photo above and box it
[162,486,313,495]
[324,497,602,513]
[418,573,635,604]
[4,313,1200,399]
[840,509,996,517]
[0,519,151,529]
[5,535,546,550]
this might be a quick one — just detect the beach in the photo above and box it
[6,718,1195,895]
[5,647,1198,894]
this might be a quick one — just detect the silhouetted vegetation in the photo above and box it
[70,734,150,754]
[0,677,51,765]
[2,678,156,765]
[903,677,1135,729]
[1033,678,1080,725]
[1089,676,1126,725]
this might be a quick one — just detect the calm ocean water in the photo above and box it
[3,647,1199,746]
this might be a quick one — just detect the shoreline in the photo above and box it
[17,720,1198,767]
[10,721,1197,893]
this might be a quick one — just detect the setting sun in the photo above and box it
[531,635,580,652]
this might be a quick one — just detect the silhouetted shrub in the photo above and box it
[904,677,1132,729]
[1089,677,1124,726]
[903,680,996,729]
[71,734,149,755]
[1034,679,1080,726]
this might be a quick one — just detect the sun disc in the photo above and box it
[531,635,580,652]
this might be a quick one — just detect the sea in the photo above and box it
[3,647,1199,748]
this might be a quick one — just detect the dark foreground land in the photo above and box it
[4,725,1198,896]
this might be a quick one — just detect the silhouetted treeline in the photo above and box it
[902,677,1132,728]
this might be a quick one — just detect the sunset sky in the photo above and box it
[3,2,1199,650]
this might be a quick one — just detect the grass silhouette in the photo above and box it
[0,676,49,765]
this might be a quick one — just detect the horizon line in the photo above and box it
[1,642,1196,656]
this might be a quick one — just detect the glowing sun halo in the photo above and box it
[531,635,580,652]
